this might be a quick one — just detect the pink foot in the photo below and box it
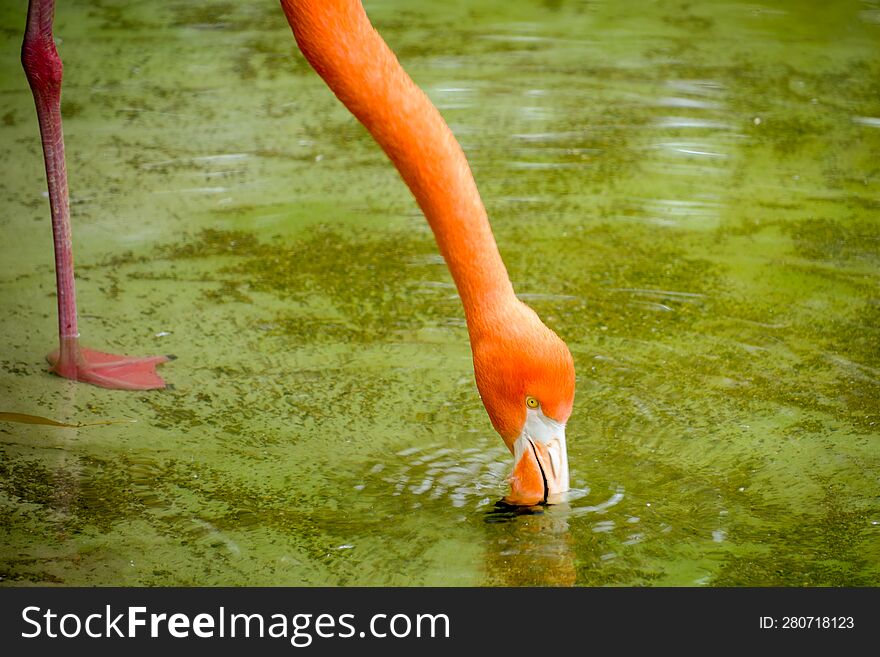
[47,338,170,390]
[23,3,170,393]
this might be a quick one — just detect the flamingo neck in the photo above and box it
[280,0,518,335]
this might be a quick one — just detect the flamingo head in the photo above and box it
[471,301,575,506]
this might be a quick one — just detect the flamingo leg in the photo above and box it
[22,0,168,391]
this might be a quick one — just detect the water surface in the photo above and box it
[0,0,878,586]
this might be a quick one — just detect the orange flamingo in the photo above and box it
[22,0,575,504]
[281,1,575,505]
[21,0,168,390]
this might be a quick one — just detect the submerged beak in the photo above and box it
[504,427,569,506]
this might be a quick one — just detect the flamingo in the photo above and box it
[281,1,575,505]
[22,0,576,505]
[21,0,169,390]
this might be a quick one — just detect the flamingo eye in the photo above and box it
[526,396,539,409]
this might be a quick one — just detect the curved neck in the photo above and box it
[280,0,516,333]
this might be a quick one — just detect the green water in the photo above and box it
[0,0,878,586]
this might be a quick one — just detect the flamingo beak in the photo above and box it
[504,428,569,506]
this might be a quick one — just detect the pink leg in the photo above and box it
[22,0,168,390]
